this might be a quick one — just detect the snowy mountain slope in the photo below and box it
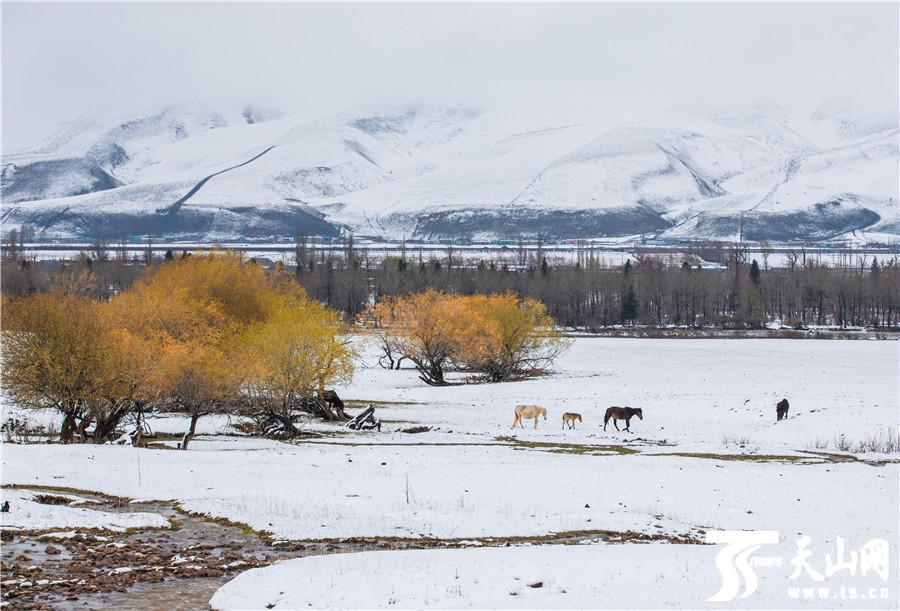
[1,102,896,243]
[664,129,899,241]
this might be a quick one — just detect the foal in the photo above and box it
[603,406,643,432]
[562,412,582,430]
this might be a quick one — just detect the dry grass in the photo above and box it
[823,429,900,454]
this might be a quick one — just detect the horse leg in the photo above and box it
[533,417,538,429]
[613,419,620,431]
[624,417,631,432]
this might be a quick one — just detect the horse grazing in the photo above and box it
[562,412,582,430]
[603,406,643,432]
[513,405,548,429]
[776,398,790,421]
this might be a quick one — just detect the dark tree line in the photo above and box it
[291,239,899,330]
[4,234,898,330]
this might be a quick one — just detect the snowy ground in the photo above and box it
[209,543,896,610]
[2,337,898,608]
[0,489,169,533]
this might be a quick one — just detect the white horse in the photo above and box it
[512,404,548,428]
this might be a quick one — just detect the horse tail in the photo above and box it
[603,408,611,423]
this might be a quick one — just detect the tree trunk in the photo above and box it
[132,406,144,446]
[92,404,130,443]
[60,410,77,444]
[75,415,93,442]
[180,412,206,450]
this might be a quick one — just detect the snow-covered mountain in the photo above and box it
[2,102,897,243]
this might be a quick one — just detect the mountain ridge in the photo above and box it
[2,102,897,244]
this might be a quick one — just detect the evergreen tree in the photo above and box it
[749,259,761,284]
[622,285,638,324]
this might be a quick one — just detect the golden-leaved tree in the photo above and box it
[455,293,567,382]
[366,290,568,384]
[2,292,153,442]
[106,254,258,447]
[108,253,354,447]
[242,295,355,434]
[4,252,354,446]
[370,289,469,385]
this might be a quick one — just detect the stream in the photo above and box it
[1,490,367,610]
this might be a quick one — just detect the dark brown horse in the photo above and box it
[604,407,642,432]
[776,398,789,421]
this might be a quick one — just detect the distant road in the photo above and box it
[155,145,278,217]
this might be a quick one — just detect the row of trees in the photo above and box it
[2,253,354,445]
[367,290,567,385]
[290,245,900,330]
[5,240,898,330]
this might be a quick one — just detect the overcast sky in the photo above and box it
[2,2,898,150]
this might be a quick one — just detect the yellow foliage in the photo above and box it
[2,292,108,411]
[242,297,355,409]
[3,252,354,438]
[2,291,157,440]
[127,252,353,412]
[367,290,567,384]
[457,293,566,382]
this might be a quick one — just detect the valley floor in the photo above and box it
[2,338,898,609]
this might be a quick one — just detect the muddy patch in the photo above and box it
[495,436,641,456]
[0,487,302,610]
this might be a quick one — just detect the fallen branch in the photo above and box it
[347,404,381,431]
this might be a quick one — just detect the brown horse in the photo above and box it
[513,405,547,428]
[776,398,789,421]
[604,406,642,432]
[562,412,582,430]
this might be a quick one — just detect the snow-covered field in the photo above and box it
[0,489,169,533]
[210,542,896,610]
[2,337,898,608]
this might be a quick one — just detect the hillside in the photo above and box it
[2,102,896,243]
